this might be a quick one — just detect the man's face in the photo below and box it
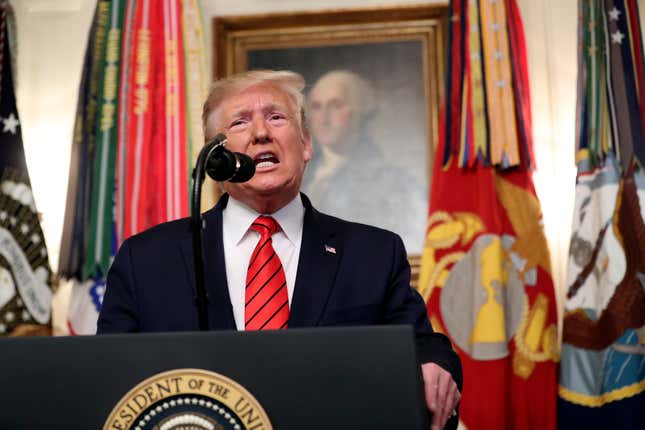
[308,78,354,148]
[207,84,312,208]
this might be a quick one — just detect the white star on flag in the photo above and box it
[2,112,19,134]
[608,7,621,21]
[611,30,625,44]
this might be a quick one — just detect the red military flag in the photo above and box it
[59,0,208,334]
[418,0,559,428]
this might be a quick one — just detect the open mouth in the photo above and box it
[254,152,280,169]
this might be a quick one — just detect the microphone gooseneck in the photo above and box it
[190,134,255,331]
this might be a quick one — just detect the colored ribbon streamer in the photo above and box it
[440,0,534,171]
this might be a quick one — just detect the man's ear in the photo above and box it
[204,110,223,141]
[302,132,313,163]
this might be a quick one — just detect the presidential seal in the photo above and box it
[103,369,273,430]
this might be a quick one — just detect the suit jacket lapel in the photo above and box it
[179,194,236,330]
[289,194,342,327]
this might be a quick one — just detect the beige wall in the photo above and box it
[12,0,595,333]
[519,0,578,321]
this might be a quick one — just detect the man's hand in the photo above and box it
[421,362,460,430]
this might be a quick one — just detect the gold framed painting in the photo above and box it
[212,5,447,284]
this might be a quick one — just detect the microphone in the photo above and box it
[204,134,255,183]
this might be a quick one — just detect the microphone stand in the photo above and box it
[191,138,226,331]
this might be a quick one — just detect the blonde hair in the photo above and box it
[202,70,309,141]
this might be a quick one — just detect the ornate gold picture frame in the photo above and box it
[212,5,447,285]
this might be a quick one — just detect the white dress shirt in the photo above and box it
[222,195,305,330]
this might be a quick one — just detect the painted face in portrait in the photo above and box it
[207,83,312,211]
[308,76,355,149]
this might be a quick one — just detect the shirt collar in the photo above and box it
[224,194,304,245]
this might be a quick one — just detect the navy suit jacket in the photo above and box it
[97,194,462,389]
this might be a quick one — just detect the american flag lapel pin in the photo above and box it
[324,244,336,254]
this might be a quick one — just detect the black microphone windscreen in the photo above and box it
[229,153,255,183]
[205,149,237,181]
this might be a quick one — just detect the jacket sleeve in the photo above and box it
[383,233,463,391]
[96,238,140,333]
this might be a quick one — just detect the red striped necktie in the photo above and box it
[244,216,289,330]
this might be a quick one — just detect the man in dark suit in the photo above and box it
[98,70,461,430]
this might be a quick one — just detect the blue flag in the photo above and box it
[559,1,645,427]
[0,1,52,336]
